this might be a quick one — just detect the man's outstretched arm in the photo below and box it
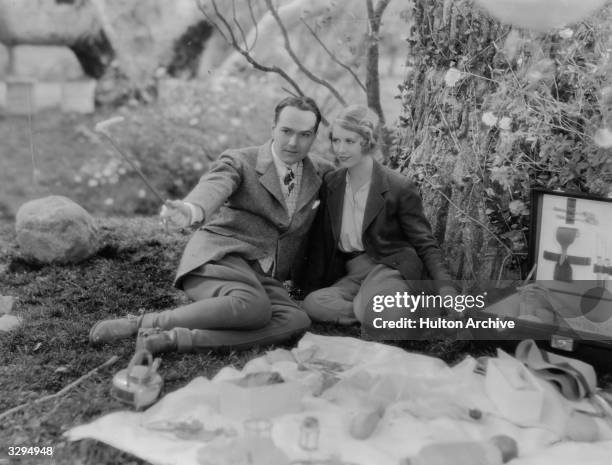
[161,152,243,228]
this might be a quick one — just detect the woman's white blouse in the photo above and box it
[338,173,371,253]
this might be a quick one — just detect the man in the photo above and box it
[90,96,333,353]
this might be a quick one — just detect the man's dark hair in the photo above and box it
[273,96,322,133]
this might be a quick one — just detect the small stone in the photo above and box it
[15,196,99,264]
[0,295,15,315]
[0,314,21,333]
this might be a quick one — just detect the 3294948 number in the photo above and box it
[8,446,54,456]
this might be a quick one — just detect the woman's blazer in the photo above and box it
[300,160,451,292]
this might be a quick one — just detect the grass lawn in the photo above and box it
[0,215,491,465]
[1,112,611,465]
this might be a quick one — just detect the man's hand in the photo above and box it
[160,200,192,229]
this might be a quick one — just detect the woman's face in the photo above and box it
[331,125,367,169]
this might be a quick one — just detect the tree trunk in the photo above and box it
[396,0,611,284]
[365,0,386,125]
[395,0,511,283]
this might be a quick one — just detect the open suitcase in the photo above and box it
[480,189,612,371]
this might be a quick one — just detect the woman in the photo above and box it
[301,105,455,327]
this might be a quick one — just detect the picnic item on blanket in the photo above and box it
[400,396,483,422]
[65,334,612,465]
[564,410,601,442]
[219,379,305,419]
[145,418,237,441]
[515,339,612,424]
[111,350,163,409]
[515,339,597,401]
[299,416,320,450]
[195,437,290,465]
[400,435,518,465]
[231,371,284,387]
[196,418,290,465]
[484,353,546,425]
[349,406,385,440]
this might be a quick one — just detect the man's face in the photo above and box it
[271,106,317,165]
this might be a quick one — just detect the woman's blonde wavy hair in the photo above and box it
[330,104,381,154]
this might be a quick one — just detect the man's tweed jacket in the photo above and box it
[174,140,333,288]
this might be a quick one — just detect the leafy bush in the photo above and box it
[75,73,314,216]
[396,0,612,280]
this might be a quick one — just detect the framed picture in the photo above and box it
[529,189,612,339]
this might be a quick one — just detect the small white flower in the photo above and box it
[104,198,114,206]
[102,167,113,177]
[118,167,127,175]
[137,189,147,199]
[217,134,228,144]
[509,199,527,215]
[193,161,204,171]
[73,175,83,183]
[444,67,463,87]
[594,127,612,148]
[482,111,498,127]
[230,118,241,127]
[499,117,512,131]
[189,117,199,126]
[88,179,99,188]
[526,70,543,83]
[559,28,574,39]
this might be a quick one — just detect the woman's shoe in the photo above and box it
[89,314,140,345]
[136,328,178,354]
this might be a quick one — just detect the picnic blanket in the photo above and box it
[66,333,612,464]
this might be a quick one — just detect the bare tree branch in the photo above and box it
[301,18,367,92]
[196,0,306,100]
[365,0,391,124]
[264,0,346,105]
[375,0,392,18]
[231,0,249,51]
[0,356,120,422]
[281,86,300,98]
[197,0,232,43]
[246,0,259,52]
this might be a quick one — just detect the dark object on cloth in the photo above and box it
[231,371,284,388]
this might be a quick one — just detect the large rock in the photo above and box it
[12,45,84,80]
[15,196,99,264]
